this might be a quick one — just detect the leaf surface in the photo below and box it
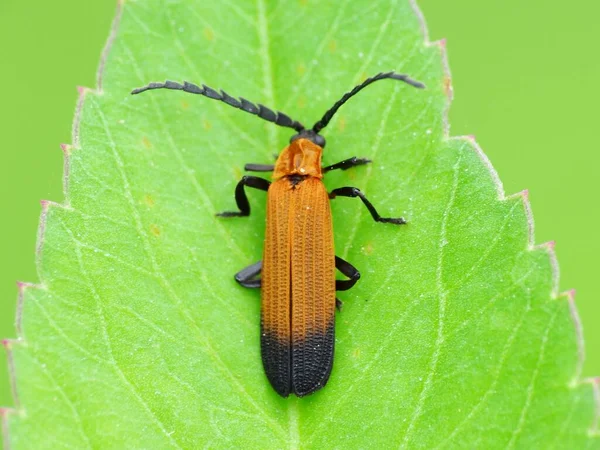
[4,0,599,448]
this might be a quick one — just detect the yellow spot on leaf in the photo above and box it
[150,224,161,237]
[181,99,190,110]
[296,63,306,76]
[142,136,152,149]
[338,116,346,132]
[144,194,155,208]
[203,119,212,130]
[362,242,374,255]
[297,94,307,109]
[328,39,337,53]
[203,27,215,41]
[352,348,361,358]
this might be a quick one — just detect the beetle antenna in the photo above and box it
[131,80,306,133]
[311,72,425,134]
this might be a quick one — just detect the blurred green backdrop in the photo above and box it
[0,0,598,409]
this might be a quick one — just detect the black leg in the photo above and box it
[335,255,361,291]
[217,176,270,217]
[323,157,371,173]
[234,261,262,288]
[244,163,275,172]
[329,187,406,225]
[336,298,343,311]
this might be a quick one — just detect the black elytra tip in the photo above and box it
[261,322,335,397]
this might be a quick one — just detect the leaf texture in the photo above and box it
[3,0,599,448]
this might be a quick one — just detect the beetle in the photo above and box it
[131,72,424,397]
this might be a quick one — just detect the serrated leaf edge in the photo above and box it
[1,0,598,446]
[0,1,125,448]
[410,0,599,439]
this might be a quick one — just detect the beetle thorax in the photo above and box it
[272,138,323,180]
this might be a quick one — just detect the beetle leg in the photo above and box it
[329,187,407,225]
[322,157,371,173]
[234,260,262,288]
[336,298,343,311]
[217,176,270,217]
[244,163,275,172]
[335,255,361,291]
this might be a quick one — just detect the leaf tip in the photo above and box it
[0,406,13,421]
[76,85,90,95]
[457,135,505,199]
[39,200,64,210]
[463,134,477,144]
[1,339,22,355]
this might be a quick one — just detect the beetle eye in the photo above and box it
[313,134,326,148]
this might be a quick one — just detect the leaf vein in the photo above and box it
[434,283,533,448]
[506,306,560,449]
[399,152,461,448]
[28,351,94,449]
[33,298,110,365]
[65,224,182,448]
[447,200,522,293]
[280,0,352,112]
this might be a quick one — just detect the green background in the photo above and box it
[0,0,598,411]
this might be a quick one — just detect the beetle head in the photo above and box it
[290,129,326,148]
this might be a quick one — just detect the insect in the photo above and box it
[131,72,424,397]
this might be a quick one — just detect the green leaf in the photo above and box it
[3,0,599,448]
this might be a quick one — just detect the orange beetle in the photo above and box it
[132,72,424,397]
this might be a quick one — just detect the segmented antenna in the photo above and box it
[131,80,306,133]
[312,72,425,134]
